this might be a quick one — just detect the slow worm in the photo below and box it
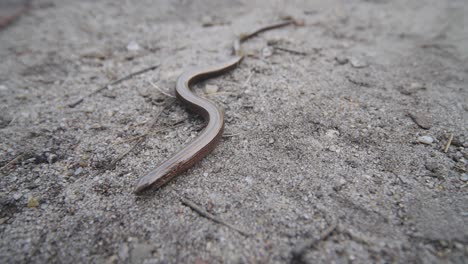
[134,19,296,194]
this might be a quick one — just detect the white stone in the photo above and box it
[262,46,273,57]
[204,84,219,94]
[417,136,433,145]
[126,40,141,51]
[325,129,340,138]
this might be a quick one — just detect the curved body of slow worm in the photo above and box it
[134,56,243,193]
[134,19,295,194]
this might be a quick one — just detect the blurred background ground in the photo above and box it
[0,0,467,263]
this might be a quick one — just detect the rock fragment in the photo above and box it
[131,243,154,264]
[12,193,22,200]
[27,197,39,208]
[201,15,214,27]
[460,174,468,182]
[349,57,368,68]
[409,112,432,129]
[417,136,433,145]
[262,46,274,58]
[335,56,348,65]
[126,40,141,52]
[204,84,219,94]
[118,243,129,261]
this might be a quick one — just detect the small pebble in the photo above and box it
[160,70,181,80]
[126,40,141,51]
[400,82,426,95]
[349,57,368,68]
[463,152,468,160]
[454,242,464,250]
[118,243,129,261]
[203,172,209,177]
[47,153,58,164]
[13,192,22,200]
[245,176,253,185]
[425,162,440,173]
[452,152,463,162]
[329,146,340,153]
[409,112,432,129]
[262,46,274,58]
[268,138,275,144]
[74,167,83,176]
[325,129,340,138]
[84,106,95,113]
[105,255,118,264]
[204,84,219,94]
[27,197,39,208]
[460,174,468,182]
[335,56,348,65]
[333,179,346,191]
[201,15,214,27]
[66,170,74,177]
[417,136,433,145]
[410,82,425,90]
[131,243,154,264]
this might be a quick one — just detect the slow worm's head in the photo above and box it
[133,179,151,194]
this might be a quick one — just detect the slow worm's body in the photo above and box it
[134,56,243,193]
[134,19,295,194]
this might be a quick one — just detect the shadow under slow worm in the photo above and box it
[134,19,295,194]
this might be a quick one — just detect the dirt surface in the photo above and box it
[0,0,467,263]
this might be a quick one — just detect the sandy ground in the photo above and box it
[0,0,467,263]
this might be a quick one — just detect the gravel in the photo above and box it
[0,0,467,263]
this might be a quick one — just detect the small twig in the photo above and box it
[444,133,453,153]
[206,91,238,97]
[393,172,406,184]
[273,46,308,56]
[0,153,25,173]
[291,217,338,262]
[105,65,160,90]
[113,120,186,146]
[107,101,175,169]
[173,189,250,237]
[149,81,175,98]
[242,71,254,88]
[168,118,187,127]
[68,64,159,107]
[339,225,374,246]
[113,133,153,146]
[7,116,17,127]
[233,18,297,56]
[107,137,145,170]
[223,132,241,138]
[346,75,370,87]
